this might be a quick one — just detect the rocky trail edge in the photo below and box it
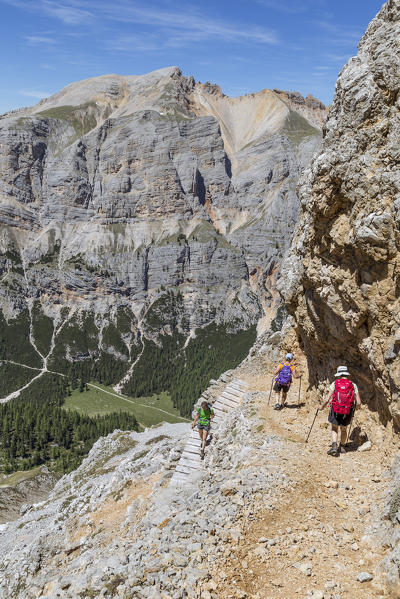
[0,347,397,599]
[209,359,397,599]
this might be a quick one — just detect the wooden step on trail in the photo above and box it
[186,438,202,447]
[212,400,230,412]
[216,396,240,409]
[221,390,242,402]
[226,380,246,392]
[181,453,201,463]
[170,378,248,486]
[180,457,202,470]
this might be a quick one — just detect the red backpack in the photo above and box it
[331,379,355,415]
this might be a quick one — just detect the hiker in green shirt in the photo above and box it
[192,401,214,459]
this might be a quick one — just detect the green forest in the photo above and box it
[0,296,256,475]
[123,323,256,416]
[47,310,139,386]
[0,373,138,474]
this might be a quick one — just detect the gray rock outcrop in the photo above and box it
[0,468,59,523]
[280,0,400,426]
[0,392,286,599]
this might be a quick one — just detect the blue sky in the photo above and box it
[0,0,384,113]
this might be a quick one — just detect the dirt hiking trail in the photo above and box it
[211,362,397,599]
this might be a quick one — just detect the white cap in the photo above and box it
[335,365,350,377]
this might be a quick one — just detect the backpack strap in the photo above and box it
[330,380,338,404]
[198,405,212,417]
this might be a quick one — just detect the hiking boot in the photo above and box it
[327,442,339,456]
[274,403,281,411]
[339,444,346,454]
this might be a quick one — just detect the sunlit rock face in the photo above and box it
[280,0,400,427]
[0,66,323,393]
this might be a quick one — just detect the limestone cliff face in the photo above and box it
[280,1,400,426]
[0,66,323,397]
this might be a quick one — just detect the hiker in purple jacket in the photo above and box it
[273,353,298,410]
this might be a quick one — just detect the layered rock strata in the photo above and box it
[0,67,324,398]
[280,0,400,427]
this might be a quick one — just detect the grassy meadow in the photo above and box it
[63,383,190,428]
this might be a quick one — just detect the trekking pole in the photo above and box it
[298,375,302,404]
[267,376,274,406]
[305,408,319,444]
[347,407,356,445]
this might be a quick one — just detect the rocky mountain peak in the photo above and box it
[12,66,324,149]
[0,64,324,469]
[272,89,326,129]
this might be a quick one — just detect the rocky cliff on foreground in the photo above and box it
[0,343,398,599]
[0,371,286,599]
[0,67,323,408]
[0,468,59,523]
[280,0,400,428]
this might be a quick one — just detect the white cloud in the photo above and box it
[112,4,278,45]
[2,0,93,24]
[255,0,309,13]
[25,35,56,44]
[110,34,162,53]
[4,0,278,47]
[19,89,52,98]
[40,1,93,24]
[104,3,278,54]
[323,53,353,63]
[254,0,328,15]
[312,19,363,45]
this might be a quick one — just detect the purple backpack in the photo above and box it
[276,363,292,385]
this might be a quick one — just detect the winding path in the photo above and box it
[170,378,248,486]
[0,360,190,422]
[213,368,391,598]
[86,383,190,422]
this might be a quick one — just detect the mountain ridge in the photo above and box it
[0,65,323,475]
[0,66,324,375]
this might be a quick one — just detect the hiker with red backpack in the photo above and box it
[273,353,299,410]
[318,366,362,456]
